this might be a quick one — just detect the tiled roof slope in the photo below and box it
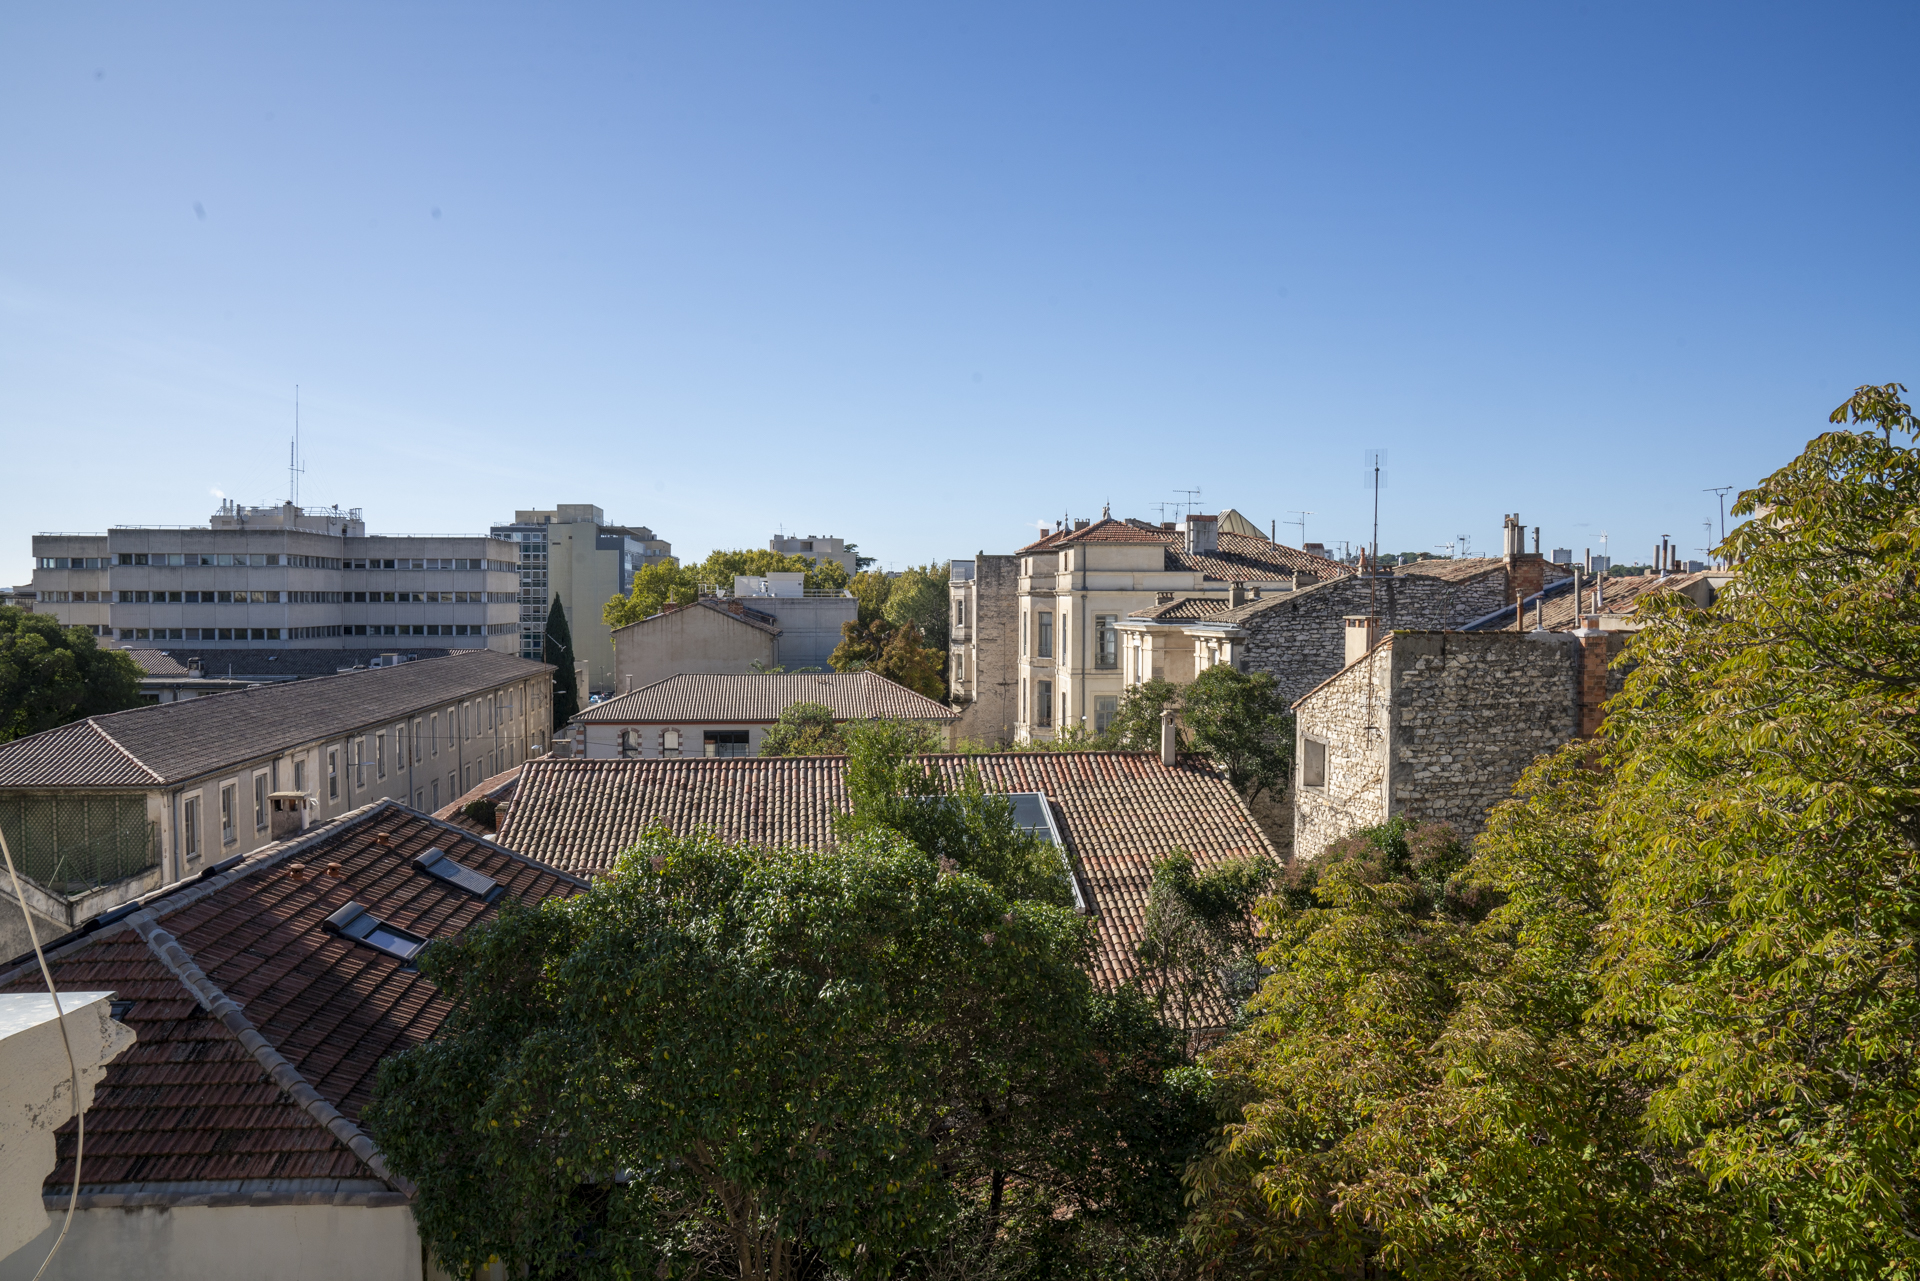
[1127,597,1236,622]
[1015,517,1349,582]
[499,752,1278,995]
[617,596,781,637]
[574,671,957,725]
[121,649,194,677]
[0,650,550,789]
[125,647,460,680]
[0,802,583,1195]
[1471,570,1721,632]
[433,764,524,834]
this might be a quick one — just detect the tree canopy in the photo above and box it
[603,551,852,631]
[756,700,844,757]
[0,607,143,742]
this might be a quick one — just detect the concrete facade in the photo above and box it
[768,534,859,576]
[612,600,779,693]
[948,555,1019,745]
[28,503,520,654]
[1292,629,1624,861]
[491,505,673,696]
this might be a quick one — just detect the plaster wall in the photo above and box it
[613,609,777,693]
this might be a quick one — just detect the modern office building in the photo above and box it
[490,505,673,697]
[28,501,520,652]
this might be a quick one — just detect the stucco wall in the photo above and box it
[613,608,776,693]
[764,597,858,672]
[1292,644,1392,861]
[0,1202,432,1281]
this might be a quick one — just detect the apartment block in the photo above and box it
[491,504,673,697]
[28,501,520,652]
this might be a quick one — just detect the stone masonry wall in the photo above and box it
[1387,631,1580,842]
[952,554,1020,745]
[1292,644,1392,862]
[1241,569,1516,708]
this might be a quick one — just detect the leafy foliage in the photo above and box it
[602,550,853,630]
[368,827,1202,1280]
[0,607,143,742]
[883,563,952,653]
[836,719,1069,905]
[831,618,946,701]
[602,560,699,629]
[757,700,845,757]
[542,596,580,728]
[1179,665,1292,801]
[1134,850,1276,1033]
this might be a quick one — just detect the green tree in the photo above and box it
[1134,849,1275,1032]
[831,618,946,701]
[1181,665,1291,801]
[883,563,951,653]
[1099,678,1182,752]
[542,597,580,729]
[367,826,1117,1281]
[0,607,143,742]
[836,719,1069,905]
[757,700,844,756]
[602,560,697,630]
[848,569,892,623]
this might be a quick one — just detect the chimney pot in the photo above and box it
[1160,709,1178,767]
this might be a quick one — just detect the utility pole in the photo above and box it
[1363,449,1386,625]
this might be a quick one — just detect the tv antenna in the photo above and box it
[1286,510,1314,546]
[1172,488,1203,519]
[1362,449,1387,619]
[1704,485,1733,562]
[288,385,306,506]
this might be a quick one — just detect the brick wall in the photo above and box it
[952,554,1020,745]
[1240,568,1514,707]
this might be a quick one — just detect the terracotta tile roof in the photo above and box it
[1392,556,1510,583]
[119,649,195,678]
[0,651,550,789]
[1471,570,1722,632]
[1126,597,1236,622]
[0,802,584,1195]
[574,671,957,725]
[1017,517,1350,584]
[614,596,781,637]
[498,752,1278,997]
[432,764,524,834]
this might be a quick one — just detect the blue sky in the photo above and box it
[4,3,1915,584]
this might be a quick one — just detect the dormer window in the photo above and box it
[323,901,427,962]
[414,847,504,902]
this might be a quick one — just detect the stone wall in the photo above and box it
[951,554,1020,746]
[1240,568,1517,707]
[1386,631,1581,841]
[1292,644,1392,861]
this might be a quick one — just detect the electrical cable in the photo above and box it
[0,826,84,1281]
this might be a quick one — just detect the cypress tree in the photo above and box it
[542,596,581,729]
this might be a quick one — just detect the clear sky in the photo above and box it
[4,3,1916,585]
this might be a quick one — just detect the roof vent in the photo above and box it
[414,847,503,902]
[322,901,427,963]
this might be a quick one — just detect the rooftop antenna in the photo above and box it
[1457,533,1472,558]
[1172,488,1203,519]
[1287,510,1314,546]
[1705,486,1733,565]
[288,385,306,507]
[1362,449,1387,620]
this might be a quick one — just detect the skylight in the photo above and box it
[322,901,427,963]
[1002,792,1087,913]
[413,847,503,902]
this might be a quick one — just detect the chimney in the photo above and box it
[1073,518,1089,531]
[1344,615,1378,667]
[1291,571,1319,590]
[1576,629,1611,737]
[1183,514,1219,555]
[1160,709,1178,767]
[1502,511,1546,620]
[1229,580,1246,607]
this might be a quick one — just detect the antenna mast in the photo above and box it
[288,385,306,507]
[1287,510,1314,546]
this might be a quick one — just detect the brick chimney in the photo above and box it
[1576,628,1612,737]
[1503,512,1546,627]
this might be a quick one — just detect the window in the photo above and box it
[1094,695,1119,734]
[703,730,750,758]
[1302,737,1327,789]
[254,773,268,830]
[293,758,306,793]
[328,749,339,800]
[413,719,424,763]
[431,779,440,810]
[183,796,200,860]
[662,728,682,757]
[1037,611,1053,658]
[221,784,237,844]
[322,901,427,963]
[414,847,503,901]
[1021,611,1028,656]
[376,732,387,779]
[430,713,439,757]
[1036,680,1053,727]
[955,596,966,627]
[1094,615,1118,669]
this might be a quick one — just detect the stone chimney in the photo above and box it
[1160,709,1178,767]
[1344,615,1379,667]
[1229,580,1246,607]
[1183,515,1219,556]
[1291,571,1319,590]
[1502,512,1546,625]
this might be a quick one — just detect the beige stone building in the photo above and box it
[0,652,553,958]
[491,504,673,697]
[947,555,1020,745]
[1010,513,1346,743]
[612,597,784,692]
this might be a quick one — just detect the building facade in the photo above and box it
[767,534,859,576]
[0,652,553,958]
[1010,514,1347,743]
[948,555,1020,745]
[28,502,520,653]
[572,671,957,759]
[490,504,673,696]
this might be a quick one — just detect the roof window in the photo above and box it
[413,847,503,902]
[1003,793,1087,913]
[322,901,427,963]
